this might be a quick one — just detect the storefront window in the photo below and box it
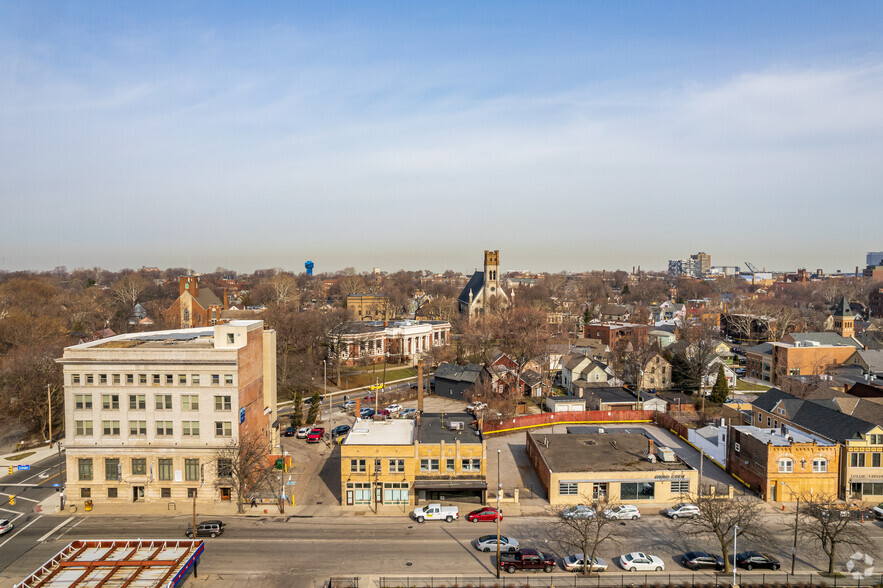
[621,482,655,500]
[383,483,409,504]
[347,482,371,504]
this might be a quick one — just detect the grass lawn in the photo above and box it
[5,451,36,461]
[736,379,770,392]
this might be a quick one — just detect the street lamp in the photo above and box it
[781,482,799,575]
[496,448,502,579]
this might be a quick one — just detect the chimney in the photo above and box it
[417,358,424,414]
[223,288,229,310]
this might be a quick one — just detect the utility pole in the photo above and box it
[496,448,502,579]
[47,384,52,447]
[782,482,799,575]
[192,489,197,539]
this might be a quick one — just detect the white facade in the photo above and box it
[687,425,728,467]
[334,320,451,365]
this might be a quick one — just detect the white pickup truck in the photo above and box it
[412,503,459,523]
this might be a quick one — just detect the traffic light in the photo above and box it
[9,495,15,506]
[7,466,12,475]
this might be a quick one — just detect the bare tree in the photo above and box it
[800,493,877,574]
[268,272,298,304]
[213,432,275,514]
[0,339,65,440]
[111,272,149,309]
[497,306,550,398]
[672,492,771,573]
[546,499,631,575]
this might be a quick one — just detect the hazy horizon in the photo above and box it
[2,2,881,275]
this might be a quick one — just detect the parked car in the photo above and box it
[563,555,608,573]
[735,368,747,377]
[604,505,640,520]
[682,551,725,571]
[306,427,325,443]
[376,409,391,417]
[282,427,296,437]
[295,426,311,439]
[472,534,519,552]
[363,394,375,403]
[466,401,487,414]
[386,404,403,414]
[466,506,502,522]
[499,549,556,574]
[185,520,225,538]
[399,408,418,419]
[665,503,700,519]
[619,552,665,572]
[735,551,780,571]
[562,504,596,519]
[331,425,351,439]
[342,400,356,410]
[412,503,458,523]
[359,408,376,419]
[0,519,13,536]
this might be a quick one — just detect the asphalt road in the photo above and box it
[3,506,883,587]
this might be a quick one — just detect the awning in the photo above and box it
[413,479,488,490]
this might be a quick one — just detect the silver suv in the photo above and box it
[186,520,225,538]
[665,503,700,519]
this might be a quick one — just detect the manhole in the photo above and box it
[316,502,323,505]
[406,562,413,566]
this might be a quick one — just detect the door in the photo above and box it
[220,487,231,501]
[770,484,776,502]
[346,490,353,506]
[133,486,144,502]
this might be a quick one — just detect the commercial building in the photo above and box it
[525,430,698,506]
[329,319,451,366]
[58,320,277,508]
[726,425,838,501]
[340,413,487,509]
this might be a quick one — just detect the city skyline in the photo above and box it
[2,2,882,274]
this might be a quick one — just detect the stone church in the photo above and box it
[458,250,510,319]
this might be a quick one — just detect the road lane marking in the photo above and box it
[37,516,74,542]
[0,492,39,503]
[22,468,53,483]
[0,515,41,549]
[0,507,22,515]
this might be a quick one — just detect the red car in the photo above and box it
[306,428,325,443]
[376,409,391,417]
[363,394,375,403]
[467,507,503,523]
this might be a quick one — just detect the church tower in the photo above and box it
[832,296,855,338]
[482,250,500,307]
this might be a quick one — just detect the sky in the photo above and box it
[1,2,882,275]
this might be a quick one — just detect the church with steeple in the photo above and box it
[458,250,510,319]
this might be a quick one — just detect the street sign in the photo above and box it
[285,480,297,486]
[52,483,60,487]
[17,465,30,471]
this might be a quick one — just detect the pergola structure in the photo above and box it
[15,539,204,588]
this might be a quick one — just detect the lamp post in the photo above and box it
[323,360,330,436]
[781,482,799,575]
[733,524,740,587]
[496,448,502,579]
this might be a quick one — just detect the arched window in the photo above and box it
[778,458,794,473]
[813,458,828,473]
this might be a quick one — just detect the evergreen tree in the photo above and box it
[291,393,303,428]
[709,364,729,404]
[621,284,630,295]
[306,390,321,424]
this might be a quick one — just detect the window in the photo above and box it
[851,452,867,468]
[153,374,160,385]
[81,488,91,498]
[347,482,371,504]
[132,458,146,475]
[778,458,794,473]
[461,459,481,472]
[107,487,118,498]
[225,374,233,385]
[351,459,366,473]
[72,374,81,384]
[111,373,120,384]
[105,458,119,481]
[102,420,120,435]
[75,420,93,436]
[185,459,199,481]
[419,459,439,472]
[874,454,882,468]
[446,459,455,472]
[129,394,146,410]
[864,483,883,496]
[215,421,232,437]
[179,374,187,385]
[212,374,220,385]
[74,394,92,409]
[215,396,232,411]
[621,482,655,500]
[559,482,578,495]
[227,333,234,344]
[101,394,119,410]
[99,374,107,384]
[182,395,199,410]
[870,434,883,445]
[592,483,607,500]
[187,488,198,498]
[383,482,409,504]
[86,374,94,384]
[777,408,786,415]
[139,374,147,384]
[813,458,828,473]
[129,421,147,435]
[388,459,404,473]
[158,459,173,481]
[192,374,200,385]
[156,421,173,436]
[182,421,200,436]
[155,395,172,410]
[767,416,771,426]
[217,459,233,478]
[671,480,690,494]
[165,374,173,385]
[126,374,134,384]
[161,488,172,498]
[78,458,93,481]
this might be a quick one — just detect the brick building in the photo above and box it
[582,322,648,349]
[164,276,227,328]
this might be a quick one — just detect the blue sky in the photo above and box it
[1,2,882,274]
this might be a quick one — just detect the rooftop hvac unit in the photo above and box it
[449,421,464,431]
[657,447,677,463]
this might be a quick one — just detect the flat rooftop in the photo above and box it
[529,431,692,473]
[416,412,482,444]
[734,425,833,446]
[71,321,264,351]
[343,418,415,445]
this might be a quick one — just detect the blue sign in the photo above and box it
[17,465,30,471]
[239,408,245,424]
[52,483,60,487]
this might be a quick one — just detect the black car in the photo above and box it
[331,425,351,438]
[735,551,780,571]
[283,427,296,437]
[683,551,725,571]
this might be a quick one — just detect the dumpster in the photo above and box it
[85,499,93,511]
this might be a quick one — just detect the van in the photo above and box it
[186,520,225,538]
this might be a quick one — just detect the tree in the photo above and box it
[709,364,729,403]
[111,272,149,310]
[671,493,770,573]
[213,433,275,514]
[306,390,321,424]
[800,493,877,574]
[497,306,550,398]
[547,499,630,575]
[0,339,65,440]
[291,393,304,428]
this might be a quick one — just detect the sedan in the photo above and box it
[604,505,640,520]
[562,504,596,520]
[620,552,665,572]
[282,427,296,437]
[665,503,700,519]
[331,425,351,439]
[341,400,356,410]
[735,551,780,571]
[472,535,519,553]
[295,427,311,439]
[399,408,418,419]
[359,408,376,419]
[0,519,13,536]
[386,404,403,414]
[563,555,608,572]
[466,507,502,523]
[682,551,725,571]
